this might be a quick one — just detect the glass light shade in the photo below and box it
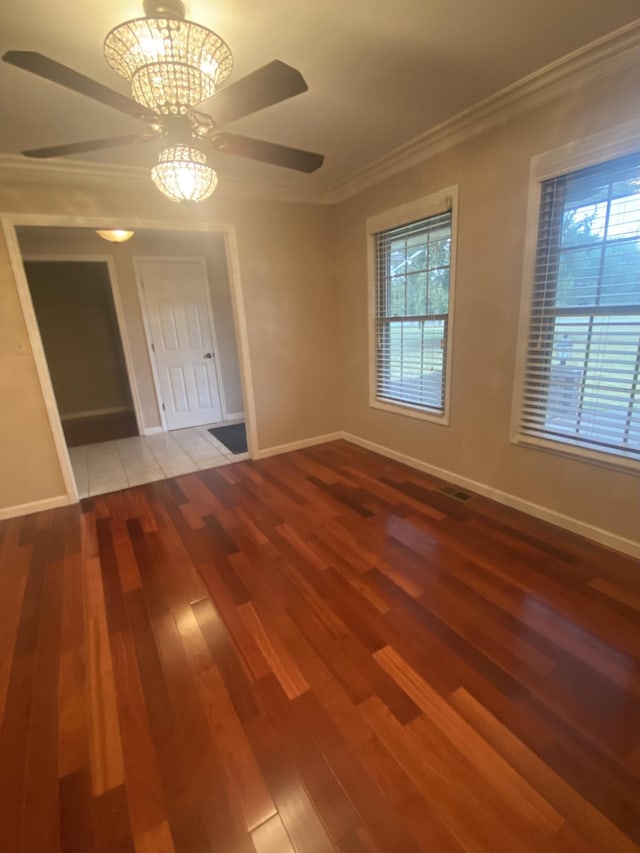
[151,145,218,202]
[96,229,135,243]
[104,16,233,115]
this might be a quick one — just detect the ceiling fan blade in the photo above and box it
[2,51,156,123]
[213,132,324,173]
[22,134,156,159]
[207,60,308,126]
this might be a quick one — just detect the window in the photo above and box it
[368,189,456,421]
[517,150,640,465]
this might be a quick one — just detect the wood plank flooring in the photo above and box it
[0,439,638,852]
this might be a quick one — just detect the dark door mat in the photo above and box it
[208,422,248,454]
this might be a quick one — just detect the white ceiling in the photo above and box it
[0,0,637,190]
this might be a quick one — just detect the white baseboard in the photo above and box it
[60,406,130,421]
[341,432,640,559]
[142,426,165,436]
[255,431,345,460]
[1,431,635,556]
[224,411,245,422]
[0,494,73,521]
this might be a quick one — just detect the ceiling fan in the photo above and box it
[2,0,325,202]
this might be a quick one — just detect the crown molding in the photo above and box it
[0,153,328,205]
[326,20,640,205]
[0,154,149,191]
[215,175,330,206]
[0,154,149,186]
[0,21,638,208]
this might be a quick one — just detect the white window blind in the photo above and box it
[520,151,640,461]
[374,210,452,414]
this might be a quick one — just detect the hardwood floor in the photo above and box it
[0,439,638,852]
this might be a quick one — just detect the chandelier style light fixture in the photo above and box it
[103,0,229,203]
[151,145,218,202]
[4,0,324,206]
[96,229,135,243]
[103,0,233,116]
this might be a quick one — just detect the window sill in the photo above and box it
[370,398,450,426]
[511,432,640,476]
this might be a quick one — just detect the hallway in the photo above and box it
[68,425,249,498]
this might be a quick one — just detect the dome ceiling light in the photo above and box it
[96,229,135,243]
[3,1,324,203]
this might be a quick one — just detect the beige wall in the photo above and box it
[18,227,245,427]
[1,62,638,547]
[25,260,132,417]
[0,183,338,510]
[0,236,66,506]
[334,63,640,544]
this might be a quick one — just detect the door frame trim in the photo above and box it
[1,214,258,506]
[20,252,145,436]
[134,254,229,431]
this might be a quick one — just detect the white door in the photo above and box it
[139,259,223,430]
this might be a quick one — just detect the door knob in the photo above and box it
[203,352,213,359]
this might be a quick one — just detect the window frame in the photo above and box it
[510,119,640,473]
[367,186,458,425]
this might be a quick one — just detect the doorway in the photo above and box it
[6,219,256,502]
[23,259,139,446]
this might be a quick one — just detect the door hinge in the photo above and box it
[151,342,155,352]
[162,402,165,411]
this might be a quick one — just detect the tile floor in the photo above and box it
[68,424,249,498]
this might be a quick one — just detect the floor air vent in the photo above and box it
[439,485,475,502]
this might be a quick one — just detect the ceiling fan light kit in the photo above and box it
[103,0,233,116]
[151,144,218,202]
[3,0,324,204]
